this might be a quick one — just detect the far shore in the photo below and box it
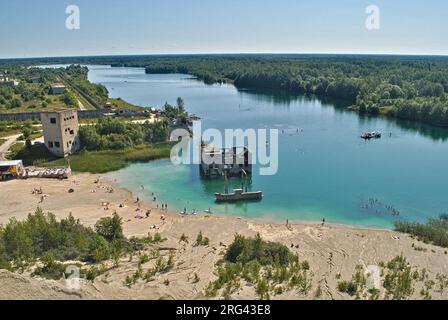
[1,173,448,300]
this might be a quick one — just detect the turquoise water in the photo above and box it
[87,65,448,229]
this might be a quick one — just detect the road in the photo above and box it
[0,134,21,160]
[78,99,86,110]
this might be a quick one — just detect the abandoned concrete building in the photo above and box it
[49,83,66,95]
[41,110,80,157]
[200,144,252,178]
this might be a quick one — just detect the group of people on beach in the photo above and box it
[31,187,47,203]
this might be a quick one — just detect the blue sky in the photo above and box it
[0,0,447,58]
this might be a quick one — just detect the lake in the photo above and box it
[86,65,448,229]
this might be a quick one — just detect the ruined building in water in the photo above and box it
[200,144,252,178]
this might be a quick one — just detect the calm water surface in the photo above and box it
[86,65,448,229]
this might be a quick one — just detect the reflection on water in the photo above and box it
[85,66,448,228]
[238,87,448,142]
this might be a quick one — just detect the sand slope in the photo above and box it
[1,174,447,300]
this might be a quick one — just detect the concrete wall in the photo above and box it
[0,109,109,121]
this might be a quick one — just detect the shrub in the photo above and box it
[395,217,448,248]
[94,212,124,242]
[337,280,358,296]
[88,235,110,263]
[195,231,210,246]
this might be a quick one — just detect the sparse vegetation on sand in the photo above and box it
[336,254,448,300]
[205,233,312,300]
[395,215,448,248]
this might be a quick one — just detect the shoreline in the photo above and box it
[106,174,395,233]
[1,173,448,300]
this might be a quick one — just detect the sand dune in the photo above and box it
[1,174,447,300]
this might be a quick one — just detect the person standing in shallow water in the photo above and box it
[322,218,326,226]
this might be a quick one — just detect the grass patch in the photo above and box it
[0,129,20,138]
[42,143,174,173]
[7,143,56,166]
[108,98,146,111]
[0,138,6,146]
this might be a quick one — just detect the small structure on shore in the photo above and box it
[0,160,25,181]
[41,110,81,157]
[200,144,252,178]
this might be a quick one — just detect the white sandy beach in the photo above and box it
[0,174,447,300]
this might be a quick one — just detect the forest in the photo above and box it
[2,54,448,126]
[141,55,448,127]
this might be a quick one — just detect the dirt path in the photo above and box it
[78,99,86,111]
[0,134,21,160]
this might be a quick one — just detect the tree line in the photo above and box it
[4,54,448,127]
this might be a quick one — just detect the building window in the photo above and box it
[54,141,60,148]
[70,130,74,135]
[48,141,53,148]
[50,118,56,124]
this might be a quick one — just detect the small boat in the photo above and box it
[215,189,263,202]
[214,170,263,202]
[361,131,382,139]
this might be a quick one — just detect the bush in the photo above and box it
[395,217,448,248]
[88,235,110,263]
[337,280,358,296]
[383,255,414,300]
[0,209,128,269]
[195,231,210,246]
[225,233,291,265]
[94,212,124,242]
[206,234,311,299]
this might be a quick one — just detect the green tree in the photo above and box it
[94,212,124,242]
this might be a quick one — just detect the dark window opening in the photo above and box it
[54,141,60,148]
[48,141,53,148]
[50,118,56,124]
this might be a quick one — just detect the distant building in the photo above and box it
[29,76,41,84]
[41,110,80,157]
[0,78,19,87]
[49,83,66,95]
[200,144,252,178]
